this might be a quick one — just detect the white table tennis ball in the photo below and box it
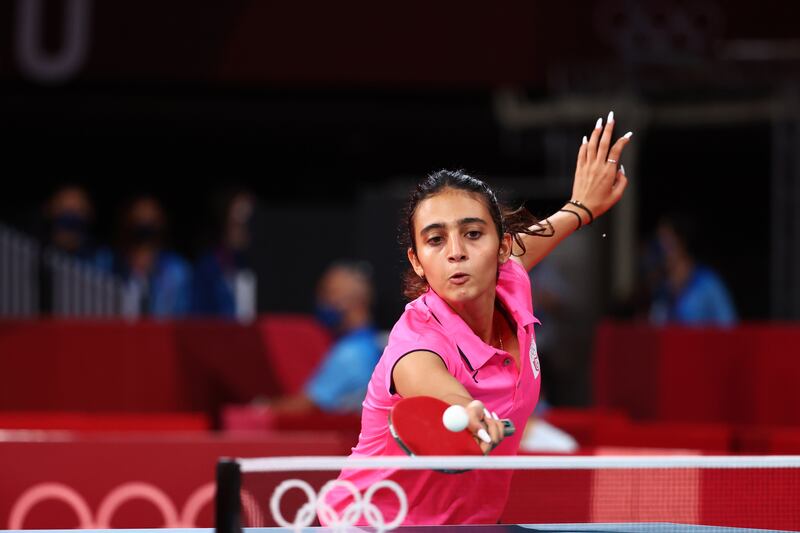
[442,405,469,432]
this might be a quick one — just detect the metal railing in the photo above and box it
[0,224,39,317]
[43,248,139,318]
[0,223,258,321]
[0,223,136,318]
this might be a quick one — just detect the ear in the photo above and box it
[407,247,424,277]
[498,233,513,264]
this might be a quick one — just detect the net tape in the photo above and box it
[233,455,800,533]
[239,454,800,473]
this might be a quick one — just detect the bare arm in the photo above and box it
[268,393,316,415]
[392,350,506,452]
[512,113,633,272]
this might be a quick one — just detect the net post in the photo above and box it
[215,457,243,533]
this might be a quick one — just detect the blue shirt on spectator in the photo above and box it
[304,326,383,413]
[147,251,193,317]
[114,251,193,318]
[192,249,239,318]
[650,265,737,326]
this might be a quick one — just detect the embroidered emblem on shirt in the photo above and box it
[529,340,540,378]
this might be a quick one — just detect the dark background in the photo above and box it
[1,0,794,327]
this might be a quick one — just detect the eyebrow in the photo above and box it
[419,217,488,235]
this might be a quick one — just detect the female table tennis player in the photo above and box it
[322,114,633,525]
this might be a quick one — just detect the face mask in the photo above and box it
[315,304,343,331]
[129,223,162,246]
[53,213,88,235]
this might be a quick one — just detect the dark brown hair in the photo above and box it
[400,169,548,300]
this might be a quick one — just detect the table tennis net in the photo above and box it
[215,455,800,532]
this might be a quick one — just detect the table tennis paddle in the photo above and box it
[388,396,514,459]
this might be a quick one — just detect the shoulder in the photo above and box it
[498,259,533,310]
[391,297,451,343]
[160,251,190,269]
[500,259,532,289]
[381,297,455,366]
[157,252,192,281]
[692,266,730,294]
[330,328,383,360]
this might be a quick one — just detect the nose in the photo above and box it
[447,236,467,262]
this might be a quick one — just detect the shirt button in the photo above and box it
[503,358,511,366]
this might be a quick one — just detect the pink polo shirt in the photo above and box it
[321,259,541,525]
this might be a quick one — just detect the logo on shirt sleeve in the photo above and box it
[529,340,540,378]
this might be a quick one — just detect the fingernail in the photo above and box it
[582,135,588,145]
[620,164,626,175]
[607,111,614,122]
[623,131,633,139]
[595,117,603,129]
[477,428,492,443]
[483,408,492,420]
[492,411,500,420]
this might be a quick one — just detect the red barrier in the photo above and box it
[501,454,800,530]
[0,412,209,432]
[541,408,630,447]
[735,426,800,454]
[593,321,800,426]
[594,421,732,453]
[3,431,799,530]
[0,316,331,422]
[0,432,353,530]
[0,320,183,412]
[256,316,332,395]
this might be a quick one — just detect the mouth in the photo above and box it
[449,272,470,285]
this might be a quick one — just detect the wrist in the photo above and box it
[566,200,594,225]
[559,206,582,231]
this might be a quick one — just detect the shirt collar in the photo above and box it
[422,287,536,370]
[496,277,540,330]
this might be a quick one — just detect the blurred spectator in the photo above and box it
[112,195,192,317]
[43,185,112,269]
[192,190,257,321]
[519,417,578,453]
[36,185,114,314]
[267,260,384,415]
[647,214,737,326]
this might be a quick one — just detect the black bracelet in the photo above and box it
[568,200,594,225]
[559,209,582,231]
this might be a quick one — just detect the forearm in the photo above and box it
[269,393,315,414]
[439,392,477,407]
[511,114,631,272]
[513,203,590,271]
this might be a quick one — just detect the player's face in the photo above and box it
[408,188,509,306]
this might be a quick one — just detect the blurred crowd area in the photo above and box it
[5,182,739,327]
[3,184,737,328]
[0,0,797,432]
[10,184,260,321]
[1,178,740,414]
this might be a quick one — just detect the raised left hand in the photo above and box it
[570,112,633,222]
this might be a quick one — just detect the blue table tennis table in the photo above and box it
[3,524,794,533]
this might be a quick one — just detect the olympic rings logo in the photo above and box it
[270,478,408,532]
[8,482,264,529]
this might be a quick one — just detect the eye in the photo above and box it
[465,230,482,239]
[426,236,443,246]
